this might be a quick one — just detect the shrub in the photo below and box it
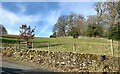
[107,24,120,40]
[50,35,54,38]
[86,23,103,37]
[68,27,79,38]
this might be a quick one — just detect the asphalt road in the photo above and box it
[0,60,55,74]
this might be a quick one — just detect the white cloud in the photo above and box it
[38,10,60,34]
[46,10,60,25]
[7,28,19,35]
[36,2,96,37]
[0,7,41,35]
[0,6,60,37]
[0,2,98,37]
[58,2,96,17]
[16,3,26,14]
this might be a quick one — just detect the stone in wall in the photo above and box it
[2,48,120,72]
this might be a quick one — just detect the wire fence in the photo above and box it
[1,41,119,57]
[2,42,78,53]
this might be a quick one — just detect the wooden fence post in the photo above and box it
[47,42,50,59]
[18,42,20,50]
[48,42,50,51]
[15,42,17,50]
[110,39,114,55]
[118,41,120,71]
[7,42,8,47]
[32,42,33,50]
[73,43,76,53]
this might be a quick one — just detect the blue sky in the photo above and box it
[1,2,96,37]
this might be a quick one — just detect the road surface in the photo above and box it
[0,60,55,74]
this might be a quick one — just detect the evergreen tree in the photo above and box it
[0,24,8,34]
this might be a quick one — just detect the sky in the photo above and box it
[0,2,96,37]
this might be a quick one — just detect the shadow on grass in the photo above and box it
[33,43,62,48]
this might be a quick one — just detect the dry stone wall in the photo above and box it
[1,48,120,72]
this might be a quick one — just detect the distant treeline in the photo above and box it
[51,2,120,40]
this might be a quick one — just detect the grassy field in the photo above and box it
[1,34,119,57]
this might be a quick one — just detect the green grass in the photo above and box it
[1,34,119,57]
[30,37,119,57]
[1,34,18,38]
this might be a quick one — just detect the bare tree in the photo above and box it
[53,15,67,37]
[67,12,85,36]
[18,24,36,48]
[105,2,119,55]
[95,2,106,25]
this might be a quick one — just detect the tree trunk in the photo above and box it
[26,41,28,48]
[110,39,114,55]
